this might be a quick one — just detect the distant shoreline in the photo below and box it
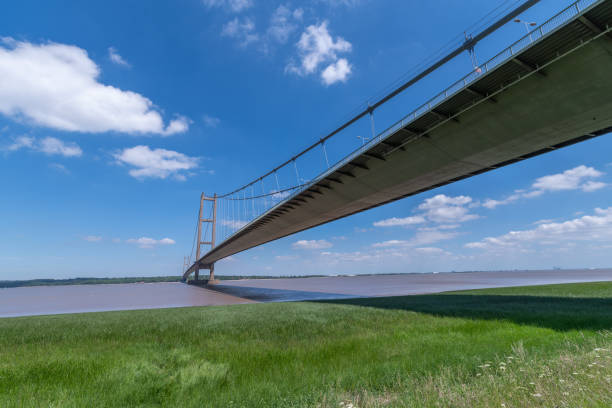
[2,268,611,289]
[0,275,324,288]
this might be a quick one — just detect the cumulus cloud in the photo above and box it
[483,165,606,209]
[203,0,253,12]
[127,237,176,249]
[108,47,130,67]
[287,21,352,85]
[321,58,351,85]
[222,17,259,46]
[292,239,332,250]
[113,145,199,180]
[417,194,478,223]
[466,207,612,250]
[373,216,425,227]
[0,38,188,135]
[5,136,82,157]
[533,165,603,192]
[83,235,102,242]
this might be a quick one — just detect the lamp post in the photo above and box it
[356,135,370,146]
[514,19,537,42]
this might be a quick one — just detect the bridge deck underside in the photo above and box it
[190,1,612,273]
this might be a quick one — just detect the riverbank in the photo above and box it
[1,282,611,407]
[0,274,324,288]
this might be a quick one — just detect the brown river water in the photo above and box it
[1,269,611,318]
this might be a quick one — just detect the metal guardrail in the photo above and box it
[212,0,603,246]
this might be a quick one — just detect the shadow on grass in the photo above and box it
[316,294,612,332]
[208,284,356,302]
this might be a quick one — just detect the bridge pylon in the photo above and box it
[193,193,219,284]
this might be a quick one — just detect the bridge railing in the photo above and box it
[209,0,601,248]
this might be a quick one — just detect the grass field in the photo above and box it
[1,282,611,407]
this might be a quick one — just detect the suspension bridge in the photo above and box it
[183,0,612,282]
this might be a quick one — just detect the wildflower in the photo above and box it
[532,393,542,398]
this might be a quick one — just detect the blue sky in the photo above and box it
[1,0,611,280]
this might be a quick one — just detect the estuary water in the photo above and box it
[1,268,611,318]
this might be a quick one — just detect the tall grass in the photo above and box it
[1,282,611,407]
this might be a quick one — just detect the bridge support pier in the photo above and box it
[186,193,220,284]
[208,263,219,285]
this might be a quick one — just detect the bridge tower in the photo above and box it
[195,193,218,284]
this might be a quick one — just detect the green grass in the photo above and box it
[1,282,611,407]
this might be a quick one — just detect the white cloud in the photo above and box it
[203,114,220,128]
[220,219,248,229]
[372,228,457,248]
[127,237,176,249]
[5,136,82,157]
[271,190,291,200]
[465,207,612,250]
[108,47,130,67]
[483,165,606,210]
[411,228,458,246]
[0,39,186,135]
[482,193,520,209]
[292,239,332,250]
[287,21,352,84]
[222,17,259,46]
[532,165,603,192]
[372,240,409,248]
[373,215,425,227]
[83,235,102,242]
[0,39,188,135]
[293,8,304,20]
[267,5,300,44]
[113,145,199,180]
[163,116,190,135]
[321,58,351,85]
[582,180,606,192]
[202,0,253,12]
[417,194,478,223]
[39,137,83,157]
[415,247,448,255]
